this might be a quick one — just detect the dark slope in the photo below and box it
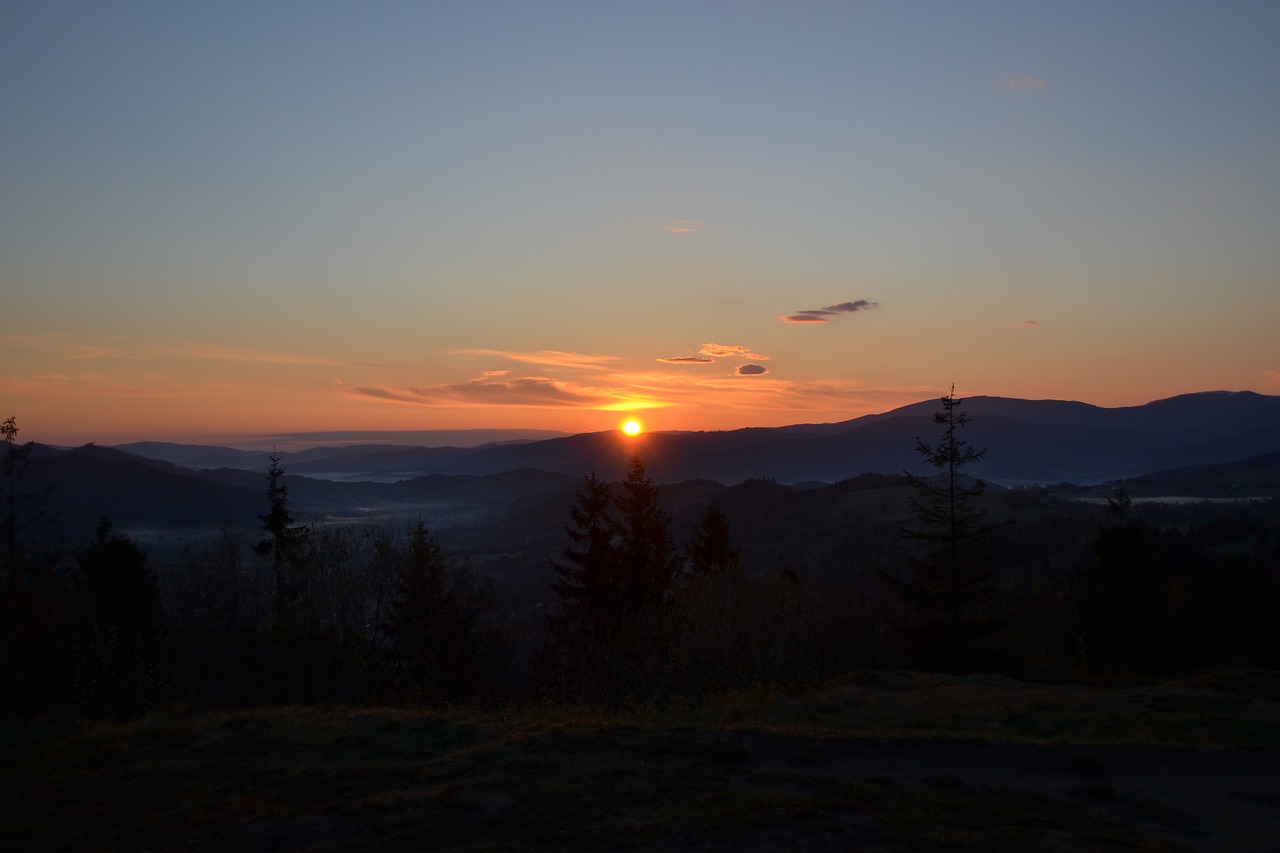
[22,445,262,542]
[110,391,1280,487]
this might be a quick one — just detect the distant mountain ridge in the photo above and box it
[12,390,1279,547]
[111,390,1280,486]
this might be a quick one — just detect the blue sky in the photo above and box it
[2,1,1278,444]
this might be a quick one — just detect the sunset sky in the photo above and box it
[3,1,1278,447]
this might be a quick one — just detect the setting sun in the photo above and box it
[621,419,643,436]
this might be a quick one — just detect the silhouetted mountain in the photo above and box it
[1084,451,1280,499]
[22,444,263,542]
[112,391,1280,487]
[443,391,1280,485]
[113,442,270,470]
[18,445,584,545]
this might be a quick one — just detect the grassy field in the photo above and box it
[4,670,1279,851]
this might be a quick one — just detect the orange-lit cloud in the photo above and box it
[999,72,1047,92]
[1,332,346,366]
[351,375,608,408]
[657,356,716,365]
[0,370,229,400]
[699,343,769,360]
[345,356,933,426]
[664,220,703,234]
[456,349,620,371]
[780,300,878,324]
[1023,320,1039,327]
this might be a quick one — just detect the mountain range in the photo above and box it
[114,389,1280,486]
[14,391,1280,545]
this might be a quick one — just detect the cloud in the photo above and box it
[0,332,346,366]
[664,220,703,234]
[456,349,620,371]
[999,72,1047,92]
[352,375,608,408]
[657,356,716,365]
[736,364,769,376]
[349,386,419,404]
[699,343,769,360]
[780,300,878,324]
[1023,320,1039,327]
[417,377,602,406]
[0,369,225,399]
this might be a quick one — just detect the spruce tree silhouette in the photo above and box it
[255,453,309,622]
[615,454,678,614]
[550,471,622,644]
[75,517,166,718]
[886,386,1005,672]
[686,505,741,578]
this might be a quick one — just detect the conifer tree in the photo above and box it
[2,416,23,579]
[615,455,678,612]
[686,505,741,578]
[255,453,309,621]
[1,416,63,714]
[550,471,622,643]
[384,522,449,697]
[1,416,51,586]
[887,386,1004,671]
[75,517,167,718]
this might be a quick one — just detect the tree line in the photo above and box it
[3,391,1278,718]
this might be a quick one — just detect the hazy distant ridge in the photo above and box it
[113,390,1280,486]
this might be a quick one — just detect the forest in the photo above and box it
[4,394,1278,721]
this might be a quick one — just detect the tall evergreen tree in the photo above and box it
[686,505,741,578]
[1071,492,1187,674]
[386,523,507,702]
[1,416,52,586]
[0,416,64,715]
[255,453,309,621]
[550,471,622,643]
[384,523,451,699]
[615,455,678,612]
[2,416,23,580]
[74,518,167,718]
[886,386,1004,671]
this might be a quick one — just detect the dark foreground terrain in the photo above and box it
[4,670,1279,852]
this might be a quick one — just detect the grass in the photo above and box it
[678,668,1280,749]
[3,669,1277,850]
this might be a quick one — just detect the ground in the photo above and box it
[4,670,1279,851]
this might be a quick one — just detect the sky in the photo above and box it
[3,1,1278,447]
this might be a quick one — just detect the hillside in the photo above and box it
[6,671,1279,851]
[112,390,1280,486]
[13,394,1279,552]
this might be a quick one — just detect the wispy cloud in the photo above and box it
[664,220,703,234]
[1023,320,1039,327]
[736,364,768,376]
[657,356,716,365]
[167,341,345,366]
[999,72,1047,92]
[456,349,620,372]
[0,370,228,399]
[0,332,346,366]
[699,343,769,360]
[780,300,878,324]
[351,375,609,408]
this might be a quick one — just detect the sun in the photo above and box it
[621,419,643,437]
